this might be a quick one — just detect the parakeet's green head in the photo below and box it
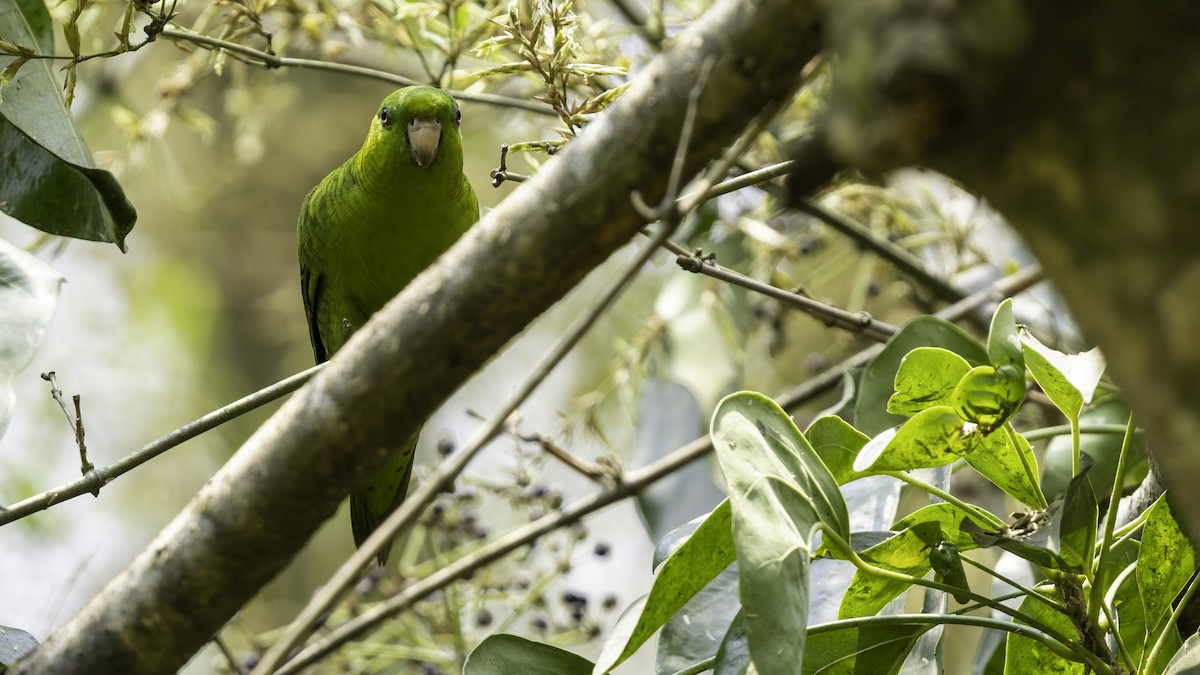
[364,86,465,172]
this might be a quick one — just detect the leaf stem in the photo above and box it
[884,470,1006,530]
[1088,414,1136,628]
[816,525,1112,674]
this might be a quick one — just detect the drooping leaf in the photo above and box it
[0,0,136,248]
[855,316,989,436]
[1057,465,1097,571]
[0,237,62,439]
[887,347,972,417]
[595,500,736,673]
[1137,496,1196,633]
[711,392,849,675]
[986,298,1024,369]
[960,518,1071,571]
[929,540,971,603]
[839,521,942,619]
[464,635,593,675]
[805,414,871,484]
[962,427,1045,508]
[949,365,1025,434]
[1020,330,1105,424]
[891,502,995,551]
[1003,594,1083,674]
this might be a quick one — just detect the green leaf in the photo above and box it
[714,609,751,675]
[0,0,136,249]
[962,427,1045,508]
[949,365,1025,434]
[1042,400,1145,501]
[1137,496,1196,633]
[986,298,1024,369]
[1114,555,1182,675]
[804,620,932,675]
[855,316,989,436]
[1057,465,1097,571]
[711,392,850,675]
[656,567,740,674]
[804,415,870,484]
[0,238,62,439]
[464,635,593,675]
[14,0,52,53]
[960,518,1072,571]
[887,347,972,417]
[0,625,38,668]
[892,502,995,551]
[839,521,943,619]
[1003,594,1083,674]
[1020,331,1105,424]
[929,540,971,603]
[595,500,736,672]
[1162,629,1200,675]
[854,406,972,472]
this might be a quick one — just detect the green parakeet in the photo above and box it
[297,86,479,565]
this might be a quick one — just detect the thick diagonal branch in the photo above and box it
[12,1,821,673]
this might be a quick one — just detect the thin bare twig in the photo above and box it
[274,265,1046,673]
[158,29,555,117]
[254,60,721,675]
[0,366,322,525]
[39,372,98,496]
[212,634,245,675]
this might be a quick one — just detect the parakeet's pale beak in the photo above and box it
[407,118,442,168]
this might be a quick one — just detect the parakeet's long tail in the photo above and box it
[350,431,419,566]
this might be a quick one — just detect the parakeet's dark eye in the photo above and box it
[454,108,462,125]
[379,108,391,127]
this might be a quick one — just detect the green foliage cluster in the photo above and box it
[464,300,1200,675]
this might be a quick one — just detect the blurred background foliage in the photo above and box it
[0,0,1070,672]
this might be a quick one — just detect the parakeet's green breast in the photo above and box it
[296,86,479,565]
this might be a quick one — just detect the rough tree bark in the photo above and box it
[11,0,820,673]
[814,1,1200,530]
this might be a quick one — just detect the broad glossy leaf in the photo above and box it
[0,624,37,668]
[929,541,970,603]
[887,347,972,417]
[1057,466,1097,571]
[1114,557,1181,675]
[0,238,62,439]
[986,298,1023,369]
[0,0,136,248]
[714,609,751,675]
[595,500,736,672]
[963,427,1045,508]
[1138,496,1196,633]
[805,414,870,484]
[949,365,1024,434]
[855,316,988,436]
[464,634,593,675]
[712,392,849,675]
[854,406,971,473]
[1162,629,1200,675]
[1003,594,1082,675]
[805,619,931,675]
[656,566,740,674]
[840,521,942,619]
[892,502,995,551]
[1020,331,1105,424]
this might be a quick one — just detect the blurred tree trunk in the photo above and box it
[819,1,1200,532]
